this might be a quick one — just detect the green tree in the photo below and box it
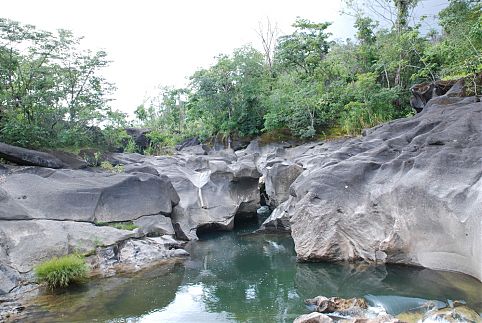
[0,18,118,149]
[275,18,332,76]
[189,46,269,138]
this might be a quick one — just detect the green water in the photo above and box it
[26,220,482,323]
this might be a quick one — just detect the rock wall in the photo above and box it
[264,96,481,281]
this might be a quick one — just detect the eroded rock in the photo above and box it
[284,97,482,281]
[0,142,64,169]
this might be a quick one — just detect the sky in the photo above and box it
[2,0,447,115]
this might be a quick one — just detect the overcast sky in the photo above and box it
[2,0,446,115]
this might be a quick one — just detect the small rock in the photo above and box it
[293,312,333,323]
[305,296,368,313]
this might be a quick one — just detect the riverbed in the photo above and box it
[24,219,482,322]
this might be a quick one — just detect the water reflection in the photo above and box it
[26,221,482,322]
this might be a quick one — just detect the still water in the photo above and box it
[27,220,482,322]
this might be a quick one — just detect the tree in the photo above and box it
[256,18,279,76]
[275,18,332,76]
[0,18,118,148]
[189,46,268,138]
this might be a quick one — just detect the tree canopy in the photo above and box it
[1,0,480,153]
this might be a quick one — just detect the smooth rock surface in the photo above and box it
[0,170,179,222]
[0,142,64,169]
[265,162,303,207]
[134,214,175,236]
[284,97,482,281]
[119,152,262,240]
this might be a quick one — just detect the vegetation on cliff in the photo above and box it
[0,0,480,153]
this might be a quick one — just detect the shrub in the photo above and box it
[100,161,124,173]
[35,254,88,289]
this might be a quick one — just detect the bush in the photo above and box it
[35,254,88,289]
[100,161,124,173]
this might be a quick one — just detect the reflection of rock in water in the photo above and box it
[365,294,446,315]
[26,261,186,322]
[295,263,482,312]
[295,263,388,300]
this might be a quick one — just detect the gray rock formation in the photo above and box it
[280,96,482,281]
[0,220,138,274]
[145,152,262,240]
[0,170,179,222]
[0,142,64,168]
[134,214,175,236]
[265,162,303,207]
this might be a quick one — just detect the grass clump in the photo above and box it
[35,254,88,289]
[95,221,138,231]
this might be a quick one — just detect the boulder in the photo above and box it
[140,153,261,240]
[91,236,188,276]
[285,97,482,280]
[0,170,179,222]
[47,150,88,169]
[0,220,138,273]
[134,214,175,236]
[0,142,64,168]
[265,162,303,207]
[257,198,293,232]
[179,144,210,155]
[305,296,368,313]
[124,164,160,176]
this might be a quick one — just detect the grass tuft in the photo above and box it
[95,221,138,231]
[35,254,88,290]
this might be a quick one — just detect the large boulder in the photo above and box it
[46,150,88,169]
[128,152,262,240]
[0,220,138,273]
[0,142,64,168]
[265,162,303,207]
[134,214,175,236]
[0,170,179,222]
[284,96,482,281]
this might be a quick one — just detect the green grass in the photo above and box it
[95,221,138,231]
[35,254,88,289]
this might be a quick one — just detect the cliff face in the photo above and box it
[282,96,481,281]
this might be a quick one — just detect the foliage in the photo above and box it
[2,0,481,149]
[95,221,138,231]
[123,137,138,153]
[35,254,88,289]
[0,18,124,149]
[100,161,124,173]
